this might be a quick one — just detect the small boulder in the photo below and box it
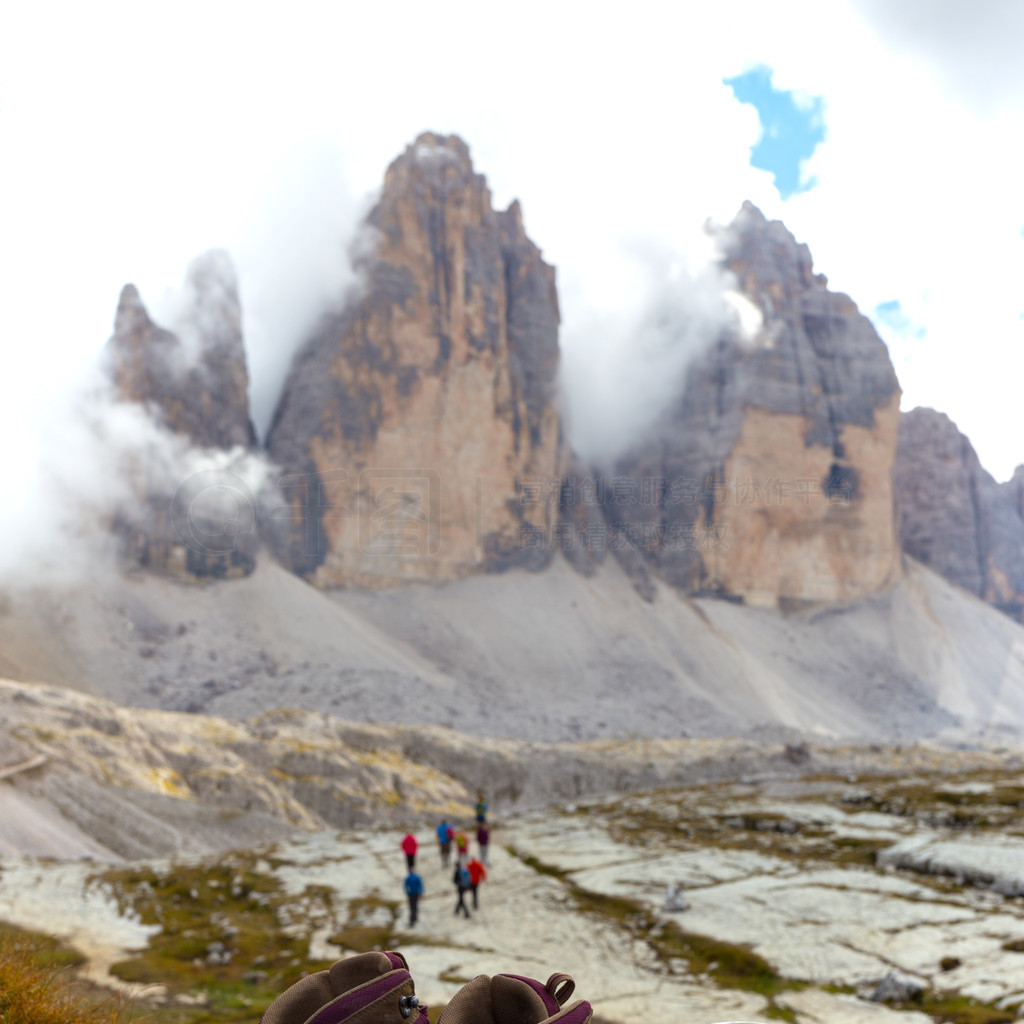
[866,970,924,1003]
[663,883,689,912]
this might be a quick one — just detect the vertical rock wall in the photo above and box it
[607,203,904,606]
[894,407,1024,621]
[267,133,563,587]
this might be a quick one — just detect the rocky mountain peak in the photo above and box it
[114,283,151,337]
[723,200,822,302]
[105,252,257,580]
[267,132,563,587]
[596,201,903,607]
[385,131,477,186]
[175,248,242,357]
[107,251,254,450]
[894,407,1024,621]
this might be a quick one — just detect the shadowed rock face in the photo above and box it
[1003,465,1024,523]
[895,407,1024,622]
[267,132,563,587]
[604,202,903,606]
[106,251,257,579]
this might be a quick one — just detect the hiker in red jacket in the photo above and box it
[466,855,487,910]
[402,832,418,871]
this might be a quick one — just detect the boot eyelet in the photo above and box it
[400,994,420,1019]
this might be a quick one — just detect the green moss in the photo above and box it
[828,837,887,867]
[506,847,571,880]
[654,920,786,997]
[92,853,337,1024]
[917,994,1015,1024]
[328,893,400,954]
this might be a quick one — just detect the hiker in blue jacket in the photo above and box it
[437,819,453,866]
[404,869,424,926]
[452,861,471,918]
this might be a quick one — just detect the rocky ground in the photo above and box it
[3,698,1024,1024]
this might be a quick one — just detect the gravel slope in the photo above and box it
[1,554,1023,743]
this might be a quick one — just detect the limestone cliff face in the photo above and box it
[894,408,1024,621]
[106,251,257,578]
[607,202,903,607]
[267,133,563,587]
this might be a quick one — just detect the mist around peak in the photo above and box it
[559,229,761,468]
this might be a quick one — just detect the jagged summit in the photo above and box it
[266,131,563,587]
[113,283,149,336]
[721,201,901,431]
[597,200,904,607]
[104,252,258,580]
[389,131,475,176]
[107,251,255,450]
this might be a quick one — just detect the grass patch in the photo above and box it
[505,847,571,880]
[916,994,1015,1024]
[328,894,400,953]
[828,837,888,867]
[654,919,787,998]
[92,853,337,1024]
[0,925,144,1024]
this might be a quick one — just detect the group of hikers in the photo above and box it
[401,792,490,925]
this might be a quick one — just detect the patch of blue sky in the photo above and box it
[724,66,825,199]
[874,299,926,339]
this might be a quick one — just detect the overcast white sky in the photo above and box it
[2,0,1023,489]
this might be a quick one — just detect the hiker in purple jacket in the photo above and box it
[476,823,490,866]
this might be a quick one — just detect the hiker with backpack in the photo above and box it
[467,855,487,909]
[404,869,424,926]
[437,820,453,866]
[476,823,490,865]
[402,832,418,871]
[452,860,472,918]
[454,828,469,862]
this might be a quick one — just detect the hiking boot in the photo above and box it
[260,950,428,1024]
[438,971,592,1024]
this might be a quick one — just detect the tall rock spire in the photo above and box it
[602,202,904,606]
[105,251,258,578]
[267,132,564,586]
[107,250,256,450]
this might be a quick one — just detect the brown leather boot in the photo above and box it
[260,950,428,1024]
[437,972,592,1024]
